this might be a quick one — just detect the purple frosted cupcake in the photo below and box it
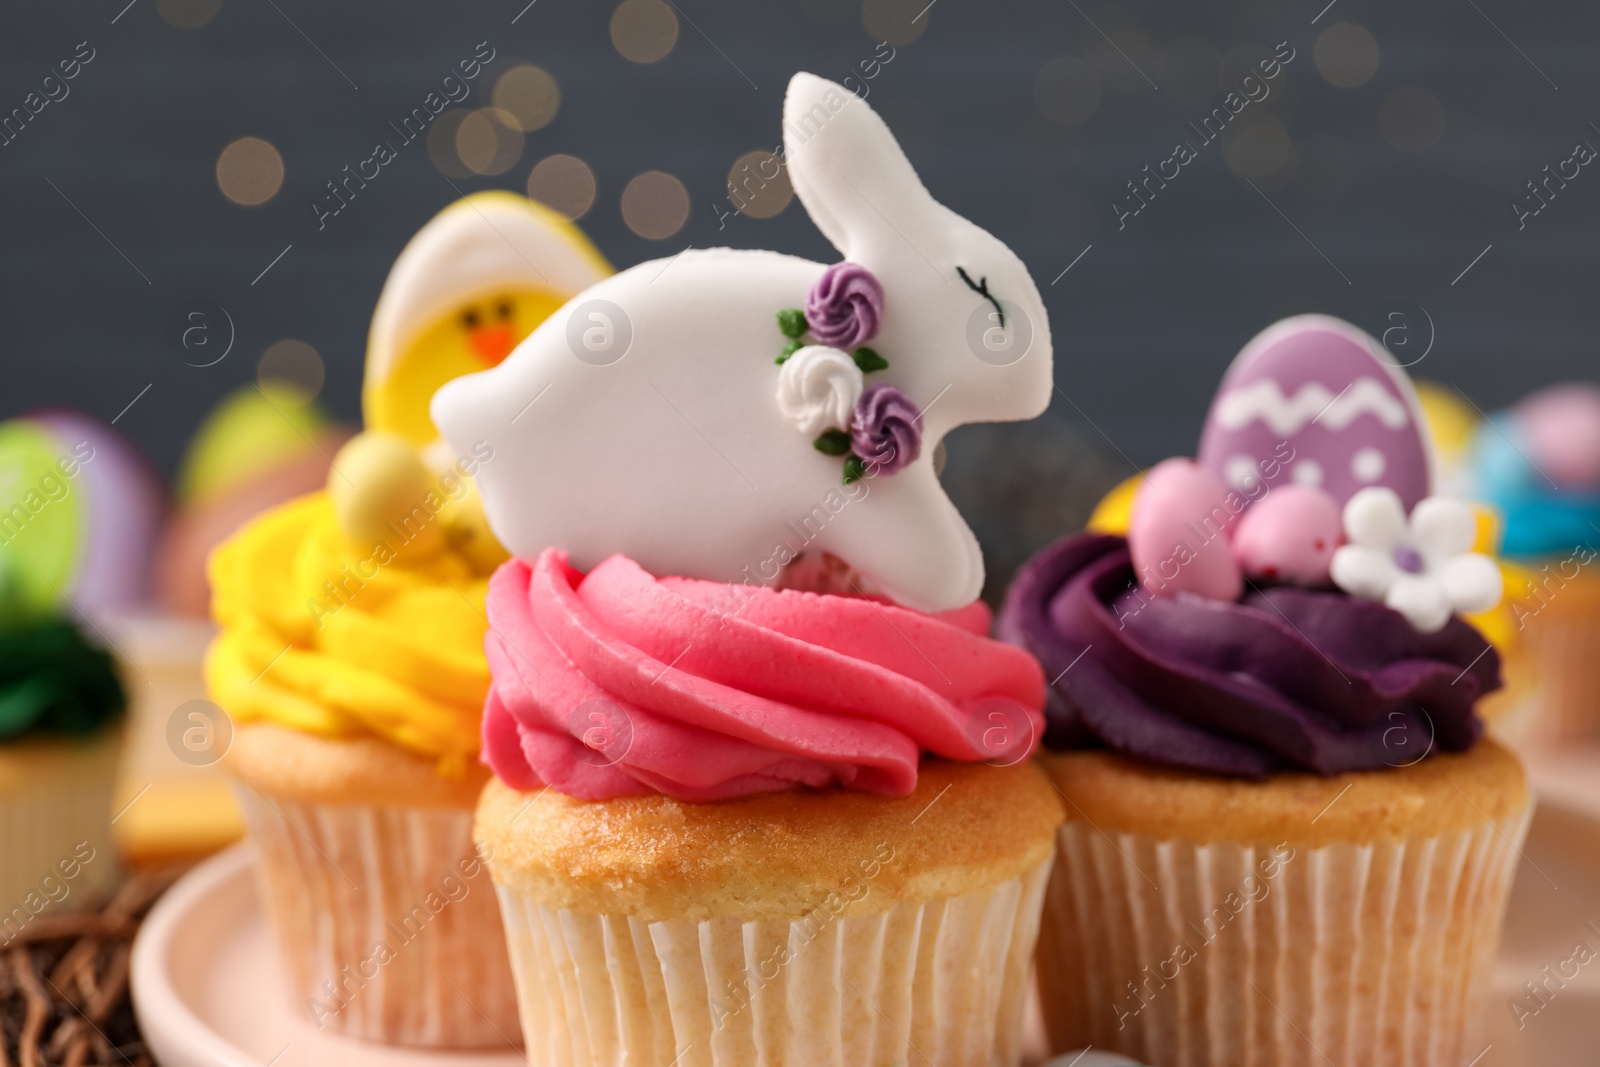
[1003,316,1531,1067]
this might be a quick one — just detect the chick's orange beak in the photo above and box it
[469,324,517,365]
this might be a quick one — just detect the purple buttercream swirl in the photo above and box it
[851,384,921,475]
[805,262,884,349]
[997,534,1499,779]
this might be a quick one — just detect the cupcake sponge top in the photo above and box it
[224,721,490,809]
[476,758,1064,922]
[1044,736,1526,849]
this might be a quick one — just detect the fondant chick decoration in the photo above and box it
[1118,314,1502,633]
[364,191,612,457]
[432,73,1053,612]
[345,191,612,572]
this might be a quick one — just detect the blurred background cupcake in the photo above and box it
[0,412,150,923]
[1465,382,1600,748]
[1004,317,1530,1065]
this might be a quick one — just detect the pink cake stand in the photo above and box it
[129,846,523,1067]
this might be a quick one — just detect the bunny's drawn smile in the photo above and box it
[956,266,1005,328]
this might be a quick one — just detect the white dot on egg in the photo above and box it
[1352,447,1386,483]
[1225,455,1260,490]
[1292,460,1324,486]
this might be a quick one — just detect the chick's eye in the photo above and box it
[496,301,513,320]
[462,309,480,328]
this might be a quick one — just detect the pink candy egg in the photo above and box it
[1128,458,1243,601]
[1516,383,1600,491]
[1230,483,1341,586]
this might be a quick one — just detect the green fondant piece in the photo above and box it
[813,430,852,456]
[852,347,889,373]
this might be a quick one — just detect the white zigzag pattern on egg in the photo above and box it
[1215,376,1410,436]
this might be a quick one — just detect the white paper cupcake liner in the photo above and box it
[1036,810,1532,1067]
[0,732,120,940]
[494,853,1053,1066]
[233,788,519,1049]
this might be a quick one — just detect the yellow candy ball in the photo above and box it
[328,431,446,562]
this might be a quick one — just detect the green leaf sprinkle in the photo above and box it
[813,429,852,456]
[842,454,866,485]
[777,308,807,339]
[852,347,888,373]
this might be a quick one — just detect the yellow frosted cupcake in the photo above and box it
[206,455,516,1048]
[206,187,611,1048]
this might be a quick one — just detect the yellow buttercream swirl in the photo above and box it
[205,492,490,772]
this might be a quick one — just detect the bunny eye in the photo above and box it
[956,266,1005,328]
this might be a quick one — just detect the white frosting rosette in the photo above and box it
[774,345,863,436]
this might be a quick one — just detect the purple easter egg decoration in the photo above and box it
[1197,315,1432,514]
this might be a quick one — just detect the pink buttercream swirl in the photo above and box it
[481,548,1046,801]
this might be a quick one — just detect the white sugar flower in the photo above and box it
[775,345,863,436]
[1330,488,1502,633]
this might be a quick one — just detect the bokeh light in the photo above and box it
[492,65,561,132]
[156,0,220,29]
[1223,114,1295,184]
[1034,57,1102,126]
[1380,86,1446,152]
[1314,23,1380,88]
[527,153,598,220]
[727,150,793,219]
[426,109,474,178]
[215,136,283,206]
[1160,37,1221,106]
[621,170,690,239]
[611,0,679,64]
[1080,6,1153,94]
[257,339,324,402]
[862,0,928,47]
[456,107,524,176]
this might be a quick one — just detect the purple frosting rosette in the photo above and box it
[997,534,1500,778]
[850,384,921,475]
[805,262,883,350]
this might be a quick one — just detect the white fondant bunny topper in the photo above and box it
[432,72,1051,611]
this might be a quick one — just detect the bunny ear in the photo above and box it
[783,72,936,257]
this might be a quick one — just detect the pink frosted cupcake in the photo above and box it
[433,71,1063,1064]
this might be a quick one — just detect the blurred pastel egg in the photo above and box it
[1231,482,1341,585]
[0,410,166,615]
[1198,315,1431,513]
[1515,382,1600,490]
[1128,458,1243,601]
[154,384,352,617]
